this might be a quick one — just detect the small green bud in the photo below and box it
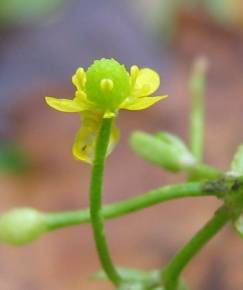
[228,145,243,177]
[0,208,47,246]
[85,58,130,112]
[130,131,196,172]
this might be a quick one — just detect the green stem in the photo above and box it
[46,182,216,231]
[189,57,207,162]
[89,118,121,286]
[162,206,230,290]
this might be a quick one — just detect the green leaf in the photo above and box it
[93,268,162,290]
[117,281,147,290]
[92,267,152,283]
[93,267,192,290]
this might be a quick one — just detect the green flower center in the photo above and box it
[85,58,130,112]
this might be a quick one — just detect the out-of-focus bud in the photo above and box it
[130,131,196,172]
[228,145,243,177]
[0,208,47,246]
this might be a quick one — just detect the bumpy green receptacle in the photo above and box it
[85,58,130,112]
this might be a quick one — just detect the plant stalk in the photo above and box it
[89,117,121,286]
[189,57,208,162]
[162,206,230,290]
[46,182,217,231]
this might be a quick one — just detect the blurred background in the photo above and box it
[0,0,243,289]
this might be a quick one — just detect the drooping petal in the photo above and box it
[72,124,97,163]
[45,96,85,112]
[132,68,160,97]
[121,96,167,111]
[107,123,120,155]
[72,113,120,163]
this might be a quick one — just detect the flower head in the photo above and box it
[86,58,130,113]
[45,58,167,163]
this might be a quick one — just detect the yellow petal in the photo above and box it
[45,96,85,112]
[72,116,120,164]
[72,67,86,90]
[121,95,167,111]
[72,125,97,163]
[74,90,87,102]
[108,123,120,155]
[74,91,96,111]
[130,65,140,86]
[132,68,160,97]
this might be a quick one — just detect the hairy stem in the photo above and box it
[162,206,230,290]
[89,118,121,286]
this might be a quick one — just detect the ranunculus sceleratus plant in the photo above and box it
[0,58,243,290]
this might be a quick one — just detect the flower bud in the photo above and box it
[0,208,47,246]
[130,131,196,172]
[85,58,130,112]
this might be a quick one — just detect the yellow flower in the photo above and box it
[45,58,167,163]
